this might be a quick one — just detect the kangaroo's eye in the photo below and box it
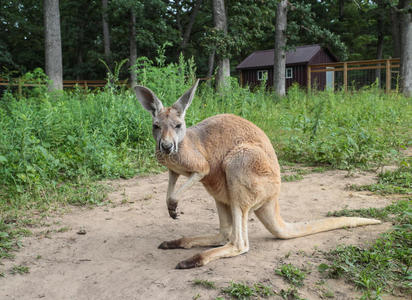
[153,124,160,130]
[175,124,182,129]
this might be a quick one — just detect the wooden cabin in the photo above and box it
[236,44,338,91]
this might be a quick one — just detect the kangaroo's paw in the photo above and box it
[158,238,185,249]
[175,254,204,269]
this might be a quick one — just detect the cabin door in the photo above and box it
[326,67,334,90]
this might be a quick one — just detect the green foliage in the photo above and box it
[193,279,216,289]
[275,264,306,287]
[287,1,348,60]
[278,86,411,169]
[327,200,410,223]
[221,281,274,299]
[10,264,29,275]
[252,283,275,297]
[222,282,255,300]
[0,218,30,260]
[321,202,412,298]
[133,53,196,105]
[279,287,305,300]
[282,174,304,182]
[351,158,412,195]
[0,60,411,260]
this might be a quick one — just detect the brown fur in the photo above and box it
[135,81,381,269]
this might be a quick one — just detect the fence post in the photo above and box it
[307,65,311,92]
[18,78,22,99]
[386,59,391,94]
[343,62,348,92]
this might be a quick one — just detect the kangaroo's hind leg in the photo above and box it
[175,202,249,269]
[175,144,278,268]
[158,200,232,249]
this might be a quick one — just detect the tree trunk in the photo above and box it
[400,0,412,97]
[213,0,230,89]
[76,26,84,81]
[102,0,111,59]
[207,50,215,78]
[390,6,401,58]
[375,7,384,86]
[338,0,344,21]
[44,0,63,91]
[273,0,287,96]
[180,0,202,55]
[129,9,137,88]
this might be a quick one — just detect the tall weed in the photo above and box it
[0,60,411,213]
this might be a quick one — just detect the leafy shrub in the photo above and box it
[0,58,410,214]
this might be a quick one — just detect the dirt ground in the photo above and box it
[0,168,404,300]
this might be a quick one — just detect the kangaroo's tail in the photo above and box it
[255,200,381,239]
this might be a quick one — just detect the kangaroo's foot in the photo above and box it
[175,254,203,269]
[176,203,249,269]
[158,232,230,250]
[158,238,185,249]
[175,242,248,269]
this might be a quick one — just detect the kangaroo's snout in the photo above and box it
[160,141,174,154]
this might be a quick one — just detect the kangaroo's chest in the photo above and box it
[157,153,192,177]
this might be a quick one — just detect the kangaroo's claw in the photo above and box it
[168,208,178,219]
[167,201,178,219]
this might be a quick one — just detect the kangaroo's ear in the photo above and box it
[172,79,199,116]
[134,86,164,117]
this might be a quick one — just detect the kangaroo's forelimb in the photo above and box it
[167,172,204,219]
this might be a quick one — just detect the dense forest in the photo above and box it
[0,0,409,79]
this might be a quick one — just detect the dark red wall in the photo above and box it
[239,48,337,91]
[308,49,337,90]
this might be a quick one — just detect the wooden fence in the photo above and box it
[0,78,129,95]
[307,58,400,93]
[0,79,113,88]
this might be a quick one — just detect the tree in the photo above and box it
[213,0,230,89]
[102,0,111,60]
[129,8,137,87]
[0,0,44,74]
[273,0,288,96]
[399,0,411,97]
[44,0,63,90]
[374,0,386,84]
[180,0,203,55]
[390,4,402,58]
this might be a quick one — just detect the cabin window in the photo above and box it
[257,70,268,81]
[285,67,293,79]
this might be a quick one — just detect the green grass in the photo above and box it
[327,199,409,222]
[350,158,412,195]
[282,174,304,182]
[0,218,31,259]
[279,287,305,300]
[252,283,276,297]
[10,264,29,275]
[275,263,306,287]
[222,282,255,299]
[323,162,412,299]
[0,58,411,260]
[193,279,216,289]
[221,281,275,299]
[321,201,411,299]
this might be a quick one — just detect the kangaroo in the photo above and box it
[135,80,381,269]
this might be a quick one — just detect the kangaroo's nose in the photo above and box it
[161,141,173,152]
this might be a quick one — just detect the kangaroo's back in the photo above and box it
[189,113,278,167]
[187,114,280,198]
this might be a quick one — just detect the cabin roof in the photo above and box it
[236,45,335,69]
